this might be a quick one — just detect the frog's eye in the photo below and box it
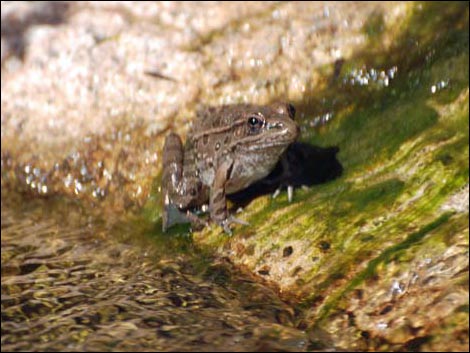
[248,116,260,126]
[247,115,263,133]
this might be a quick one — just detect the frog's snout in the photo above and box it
[281,118,300,141]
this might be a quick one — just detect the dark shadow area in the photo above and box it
[1,2,71,64]
[289,2,468,173]
[228,142,343,207]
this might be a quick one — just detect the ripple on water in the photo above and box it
[1,194,312,352]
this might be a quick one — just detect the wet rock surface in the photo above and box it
[1,1,469,351]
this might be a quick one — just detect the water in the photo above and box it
[1,193,311,352]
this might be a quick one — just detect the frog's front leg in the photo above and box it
[210,159,248,234]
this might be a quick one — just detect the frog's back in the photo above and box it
[187,104,263,155]
[189,105,250,134]
[183,105,244,188]
[186,105,252,161]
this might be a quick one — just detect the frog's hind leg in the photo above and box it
[162,132,184,190]
[162,133,185,231]
[162,133,207,231]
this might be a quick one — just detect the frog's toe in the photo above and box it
[287,185,294,203]
[272,185,295,202]
[219,216,249,235]
[272,187,281,199]
[228,215,249,226]
[221,221,233,236]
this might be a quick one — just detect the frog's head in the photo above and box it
[222,102,299,192]
[237,102,299,152]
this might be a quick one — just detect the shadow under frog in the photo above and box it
[228,142,343,208]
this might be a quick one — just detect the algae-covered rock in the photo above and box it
[192,2,470,350]
[1,1,468,351]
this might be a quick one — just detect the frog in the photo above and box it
[161,102,299,234]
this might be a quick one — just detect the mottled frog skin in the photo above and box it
[162,102,299,233]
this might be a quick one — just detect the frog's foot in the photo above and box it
[185,211,209,231]
[163,204,190,232]
[163,203,209,232]
[272,185,294,202]
[219,216,249,235]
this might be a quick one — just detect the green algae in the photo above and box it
[314,212,453,321]
[187,5,469,350]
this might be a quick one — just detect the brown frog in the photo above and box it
[162,102,299,233]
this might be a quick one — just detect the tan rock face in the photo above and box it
[1,1,402,210]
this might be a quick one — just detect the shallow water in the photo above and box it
[1,193,312,352]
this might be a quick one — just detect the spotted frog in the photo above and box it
[162,102,299,233]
